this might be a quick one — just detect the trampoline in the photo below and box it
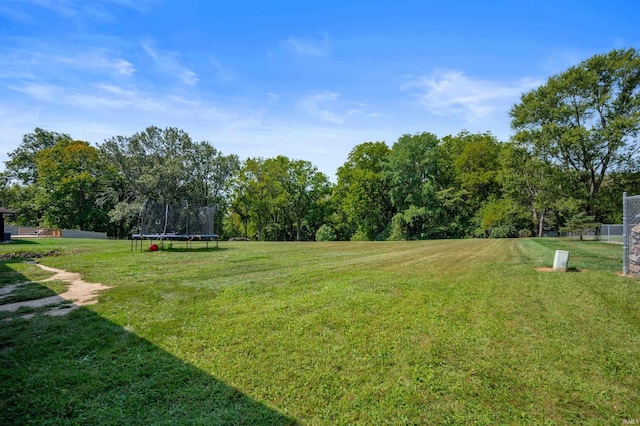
[131,201,219,251]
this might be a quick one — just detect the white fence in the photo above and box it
[4,226,107,240]
[61,229,108,239]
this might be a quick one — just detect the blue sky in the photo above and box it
[1,0,639,178]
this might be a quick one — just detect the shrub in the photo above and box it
[518,229,533,238]
[489,225,517,238]
[315,224,337,241]
[350,230,369,241]
[387,213,407,241]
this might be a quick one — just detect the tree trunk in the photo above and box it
[538,209,545,238]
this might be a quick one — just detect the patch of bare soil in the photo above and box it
[535,267,581,272]
[616,272,636,277]
[0,262,112,319]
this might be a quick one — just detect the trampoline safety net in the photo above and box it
[138,202,217,237]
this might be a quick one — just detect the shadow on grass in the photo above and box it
[0,259,34,284]
[0,261,297,425]
[163,246,230,253]
[1,238,40,245]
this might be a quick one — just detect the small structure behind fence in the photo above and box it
[623,192,640,275]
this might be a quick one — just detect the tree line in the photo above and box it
[2,48,640,241]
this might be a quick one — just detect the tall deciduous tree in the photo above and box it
[100,126,193,206]
[281,158,331,241]
[186,142,240,208]
[386,132,443,212]
[500,143,570,237]
[232,157,286,241]
[386,132,469,239]
[5,128,71,185]
[35,140,115,231]
[100,126,237,236]
[595,169,640,223]
[448,132,503,211]
[334,142,392,240]
[3,128,73,226]
[100,126,194,236]
[510,48,640,218]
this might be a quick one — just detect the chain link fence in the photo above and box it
[623,192,640,275]
[600,224,623,244]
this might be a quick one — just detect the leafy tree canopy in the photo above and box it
[510,48,640,217]
[6,128,71,185]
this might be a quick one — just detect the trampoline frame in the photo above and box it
[130,233,219,251]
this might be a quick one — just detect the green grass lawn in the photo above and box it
[1,237,639,424]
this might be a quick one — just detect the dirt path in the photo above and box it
[0,262,112,318]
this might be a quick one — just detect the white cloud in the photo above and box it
[94,83,134,96]
[267,92,280,103]
[142,41,199,85]
[106,0,158,14]
[298,91,369,125]
[0,104,42,167]
[11,83,58,102]
[142,42,158,59]
[402,70,542,122]
[282,35,330,57]
[56,52,135,76]
[181,69,199,85]
[0,44,135,80]
[207,56,234,82]
[300,92,344,124]
[2,80,385,179]
[28,0,79,20]
[1,0,157,22]
[207,122,393,179]
[10,79,252,126]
